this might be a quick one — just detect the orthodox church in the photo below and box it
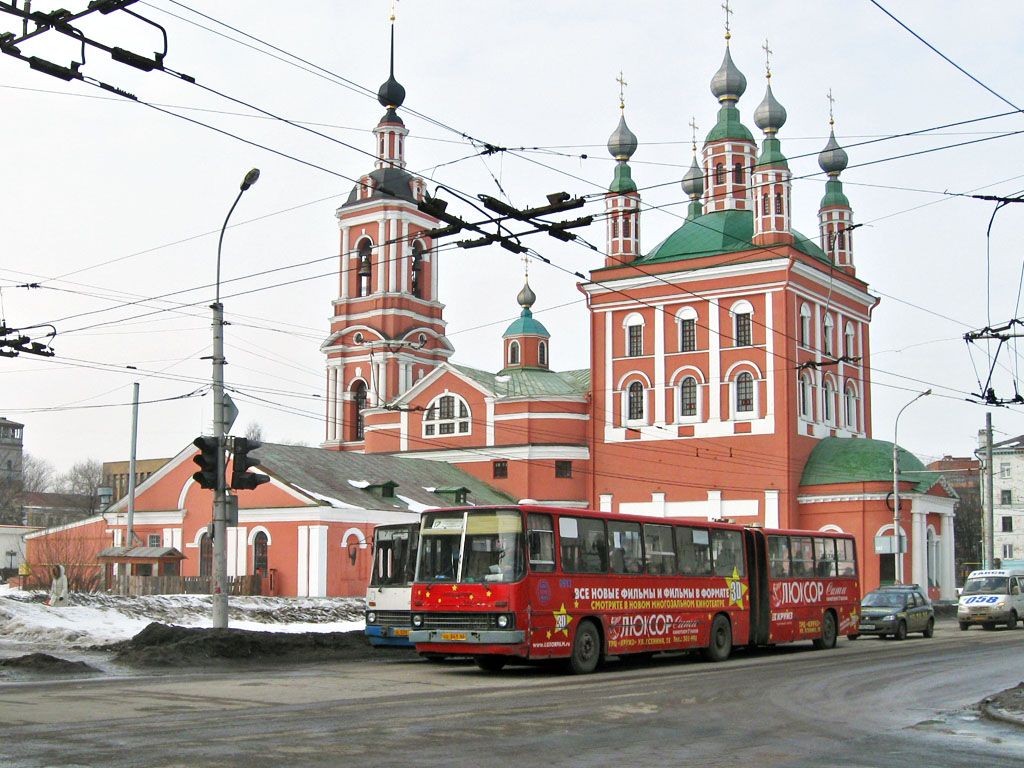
[320,27,957,598]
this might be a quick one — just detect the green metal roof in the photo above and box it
[820,178,850,209]
[450,363,590,398]
[609,162,637,194]
[800,437,942,493]
[503,307,550,338]
[637,209,830,265]
[704,105,754,144]
[756,137,789,169]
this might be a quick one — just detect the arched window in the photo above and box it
[799,373,813,418]
[353,381,367,441]
[612,218,620,238]
[733,162,744,184]
[838,230,846,249]
[508,340,520,365]
[761,192,770,216]
[627,382,645,422]
[735,372,754,413]
[823,314,835,357]
[623,313,645,357]
[845,384,858,430]
[680,377,698,417]
[734,312,752,347]
[623,217,632,238]
[715,163,725,184]
[845,322,856,358]
[774,193,783,215]
[356,238,373,297]
[411,240,425,298]
[199,532,213,578]
[253,531,268,575]
[823,378,836,425]
[424,393,471,436]
[538,341,547,367]
[799,304,812,348]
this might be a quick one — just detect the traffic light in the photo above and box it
[230,437,270,491]
[192,436,222,490]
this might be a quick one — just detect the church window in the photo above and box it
[735,312,752,347]
[823,378,836,425]
[509,340,521,365]
[253,531,268,575]
[555,461,573,478]
[774,193,783,215]
[423,393,471,437]
[680,377,698,417]
[735,372,754,414]
[356,239,373,297]
[411,241,425,298]
[353,381,368,441]
[627,382,645,421]
[538,341,547,367]
[799,373,813,418]
[838,230,846,249]
[845,323,856,358]
[623,217,631,238]
[823,314,835,357]
[199,532,213,577]
[627,324,643,357]
[799,304,812,348]
[844,384,858,430]
[715,163,725,185]
[681,318,696,352]
[733,162,744,184]
[761,192,769,217]
[612,218,619,238]
[493,461,508,479]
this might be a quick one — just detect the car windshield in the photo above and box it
[961,576,1008,595]
[415,509,525,585]
[862,591,906,609]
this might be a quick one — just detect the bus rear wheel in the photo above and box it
[702,615,732,662]
[1007,611,1018,630]
[567,620,601,675]
[475,655,507,672]
[812,611,837,650]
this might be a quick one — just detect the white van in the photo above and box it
[957,569,1024,630]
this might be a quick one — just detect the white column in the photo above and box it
[764,291,775,421]
[708,299,721,422]
[599,494,613,513]
[707,490,723,521]
[940,511,957,601]
[764,489,780,528]
[326,366,337,441]
[377,220,386,292]
[651,492,666,517]
[911,509,928,588]
[388,218,398,292]
[335,369,346,436]
[400,409,409,452]
[297,526,309,597]
[654,304,666,424]
[604,312,614,436]
[309,525,329,597]
[486,397,495,446]
[340,227,350,299]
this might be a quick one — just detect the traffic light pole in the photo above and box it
[210,168,260,630]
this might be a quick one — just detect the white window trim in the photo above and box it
[508,339,521,365]
[730,371,759,421]
[622,380,648,427]
[822,375,838,426]
[675,375,703,424]
[729,299,755,348]
[675,306,699,352]
[422,392,473,439]
[799,303,812,349]
[799,373,814,420]
[823,313,835,357]
[623,312,645,357]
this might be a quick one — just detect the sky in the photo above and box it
[2,0,1024,476]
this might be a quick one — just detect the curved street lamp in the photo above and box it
[892,388,931,585]
[211,168,260,629]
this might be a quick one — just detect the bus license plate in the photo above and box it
[860,624,874,630]
[441,632,467,641]
[393,628,410,636]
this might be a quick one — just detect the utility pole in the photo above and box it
[985,412,995,569]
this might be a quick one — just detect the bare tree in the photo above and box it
[0,454,54,524]
[22,454,55,494]
[56,459,104,517]
[244,421,264,442]
[25,524,106,592]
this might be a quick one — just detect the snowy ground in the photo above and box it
[0,582,365,660]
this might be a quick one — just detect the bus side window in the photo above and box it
[711,528,744,577]
[790,536,814,578]
[608,521,643,574]
[644,524,676,576]
[814,537,838,577]
[768,535,790,578]
[560,517,607,574]
[677,526,712,576]
[836,538,856,576]
[527,513,556,573]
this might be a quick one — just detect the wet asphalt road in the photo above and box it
[0,619,1021,768]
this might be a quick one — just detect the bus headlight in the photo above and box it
[412,613,423,628]
[366,611,376,624]
[496,614,512,629]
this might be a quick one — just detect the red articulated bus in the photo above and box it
[408,505,859,673]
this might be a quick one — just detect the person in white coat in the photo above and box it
[48,564,68,607]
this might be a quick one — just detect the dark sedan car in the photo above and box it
[856,585,935,640]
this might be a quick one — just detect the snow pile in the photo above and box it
[0,588,365,654]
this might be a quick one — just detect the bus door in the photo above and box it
[744,528,771,646]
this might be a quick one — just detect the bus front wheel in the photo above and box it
[567,621,601,675]
[812,611,837,650]
[702,615,732,662]
[475,655,507,672]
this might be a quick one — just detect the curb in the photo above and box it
[980,698,1024,728]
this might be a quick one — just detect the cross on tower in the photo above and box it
[617,71,627,111]
[689,117,699,153]
[522,252,530,278]
[762,38,773,78]
[827,88,836,125]
[722,0,733,40]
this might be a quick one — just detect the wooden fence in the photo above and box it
[106,574,262,596]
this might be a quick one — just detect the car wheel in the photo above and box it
[923,617,935,638]
[959,621,970,631]
[474,655,507,672]
[893,620,907,641]
[812,611,837,650]
[702,615,732,662]
[567,620,601,675]
[1007,612,1018,630]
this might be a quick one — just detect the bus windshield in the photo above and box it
[416,509,525,585]
[962,576,1009,595]
[369,525,418,587]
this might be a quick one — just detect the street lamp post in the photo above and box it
[892,388,931,585]
[211,168,260,629]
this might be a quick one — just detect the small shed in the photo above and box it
[97,546,185,577]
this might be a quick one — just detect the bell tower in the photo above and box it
[321,18,453,450]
